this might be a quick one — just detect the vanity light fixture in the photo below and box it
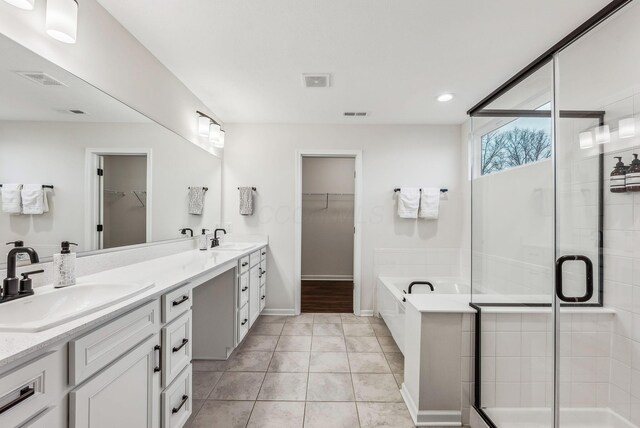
[198,114,211,137]
[594,124,610,144]
[214,129,225,148]
[618,117,636,139]
[3,0,35,10]
[46,0,78,44]
[437,93,454,102]
[209,123,221,142]
[579,131,594,149]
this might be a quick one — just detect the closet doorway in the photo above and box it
[294,150,362,315]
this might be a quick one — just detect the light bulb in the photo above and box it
[46,0,78,44]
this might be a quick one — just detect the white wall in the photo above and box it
[301,157,354,279]
[0,0,221,153]
[0,122,222,259]
[223,123,463,313]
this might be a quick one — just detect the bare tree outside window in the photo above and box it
[481,125,551,175]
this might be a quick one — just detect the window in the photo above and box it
[480,104,552,175]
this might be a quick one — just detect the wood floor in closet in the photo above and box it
[301,280,353,313]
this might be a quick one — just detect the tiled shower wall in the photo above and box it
[601,149,640,424]
[480,312,614,410]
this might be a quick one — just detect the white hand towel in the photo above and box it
[419,188,441,220]
[188,187,206,215]
[397,187,420,219]
[239,187,254,216]
[1,184,23,214]
[22,184,49,215]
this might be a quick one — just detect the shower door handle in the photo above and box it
[555,255,594,303]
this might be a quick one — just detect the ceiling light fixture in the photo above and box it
[46,0,78,44]
[209,123,221,143]
[579,131,594,149]
[437,93,454,102]
[198,115,211,137]
[3,0,35,10]
[618,117,636,139]
[594,124,610,144]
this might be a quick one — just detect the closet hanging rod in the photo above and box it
[188,187,208,191]
[0,184,54,189]
[394,188,448,193]
[238,187,257,191]
[302,192,354,196]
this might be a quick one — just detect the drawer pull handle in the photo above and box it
[241,262,248,267]
[0,386,35,415]
[241,318,248,326]
[172,395,189,414]
[172,295,189,306]
[241,286,248,292]
[261,252,266,255]
[262,270,266,275]
[261,295,265,300]
[173,338,189,353]
[153,345,161,373]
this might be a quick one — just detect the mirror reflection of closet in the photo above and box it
[99,154,148,249]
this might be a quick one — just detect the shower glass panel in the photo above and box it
[556,1,640,426]
[470,61,555,427]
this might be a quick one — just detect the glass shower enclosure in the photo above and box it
[469,1,640,427]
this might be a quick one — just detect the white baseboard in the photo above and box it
[301,275,354,281]
[261,308,296,316]
[359,310,373,317]
[401,383,462,426]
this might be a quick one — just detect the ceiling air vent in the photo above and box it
[15,71,67,87]
[69,109,86,115]
[343,112,368,117]
[302,73,331,88]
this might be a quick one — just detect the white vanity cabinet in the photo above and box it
[237,247,267,343]
[70,334,162,428]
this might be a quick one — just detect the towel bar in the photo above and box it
[0,184,54,189]
[393,188,447,193]
[188,187,208,191]
[238,187,257,191]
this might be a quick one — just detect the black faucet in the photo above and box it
[407,281,434,294]
[211,229,227,248]
[179,228,194,238]
[3,246,40,302]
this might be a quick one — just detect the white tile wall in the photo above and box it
[479,312,613,409]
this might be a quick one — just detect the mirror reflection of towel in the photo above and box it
[1,183,22,214]
[188,187,206,215]
[239,187,253,216]
[22,184,49,215]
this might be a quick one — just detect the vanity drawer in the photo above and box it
[69,300,160,385]
[237,303,249,343]
[238,272,249,308]
[259,286,266,312]
[0,351,64,428]
[162,282,192,324]
[260,248,267,261]
[239,256,250,274]
[249,250,261,267]
[161,364,192,428]
[162,310,192,388]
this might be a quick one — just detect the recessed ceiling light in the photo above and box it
[437,93,454,102]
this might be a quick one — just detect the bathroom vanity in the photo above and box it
[0,243,268,428]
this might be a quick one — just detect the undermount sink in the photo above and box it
[212,243,257,251]
[0,281,155,333]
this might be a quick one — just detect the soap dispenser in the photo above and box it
[610,157,627,193]
[53,241,78,288]
[198,229,210,250]
[626,154,640,192]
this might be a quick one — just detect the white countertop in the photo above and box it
[0,241,267,368]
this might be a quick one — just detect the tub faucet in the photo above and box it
[211,228,227,248]
[407,281,434,294]
[3,246,40,301]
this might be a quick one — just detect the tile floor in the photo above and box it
[185,313,418,428]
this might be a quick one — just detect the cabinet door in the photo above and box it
[249,265,260,325]
[70,334,161,428]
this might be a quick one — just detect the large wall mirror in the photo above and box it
[0,34,222,267]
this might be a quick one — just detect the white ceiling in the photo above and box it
[98,0,611,125]
[0,34,149,123]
